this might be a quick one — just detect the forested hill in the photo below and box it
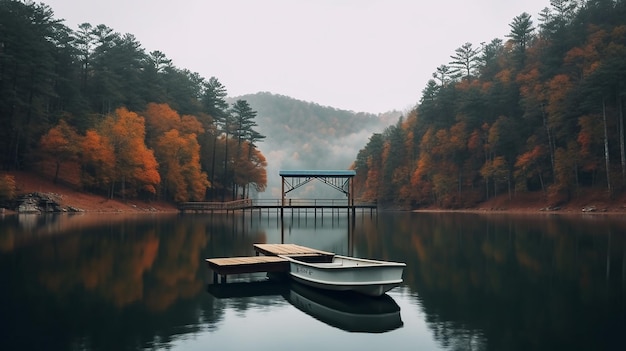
[0,0,399,203]
[230,92,399,198]
[353,0,626,209]
[232,92,398,148]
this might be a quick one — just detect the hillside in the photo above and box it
[352,1,626,209]
[3,171,177,213]
[230,92,400,198]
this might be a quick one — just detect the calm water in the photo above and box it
[0,211,624,351]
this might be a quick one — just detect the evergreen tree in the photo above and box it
[449,42,481,81]
[506,12,535,69]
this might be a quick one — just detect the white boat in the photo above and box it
[278,254,406,297]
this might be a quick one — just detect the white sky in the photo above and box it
[42,0,550,114]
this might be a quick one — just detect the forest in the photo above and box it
[353,0,626,208]
[0,0,266,202]
[3,1,626,209]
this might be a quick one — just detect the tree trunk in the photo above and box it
[507,170,512,200]
[603,98,612,199]
[223,133,228,202]
[618,92,625,183]
[541,103,555,181]
[210,134,217,199]
[54,161,60,184]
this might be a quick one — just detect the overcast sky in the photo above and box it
[43,0,551,114]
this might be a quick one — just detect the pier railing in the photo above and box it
[178,199,252,211]
[178,198,377,212]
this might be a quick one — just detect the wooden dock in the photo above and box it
[253,243,334,257]
[178,198,377,215]
[206,244,334,283]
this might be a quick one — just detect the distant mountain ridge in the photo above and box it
[228,92,400,198]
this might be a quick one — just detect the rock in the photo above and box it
[582,206,596,212]
[67,206,84,212]
[13,192,76,213]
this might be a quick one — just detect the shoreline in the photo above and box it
[3,171,626,216]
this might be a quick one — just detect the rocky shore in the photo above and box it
[6,192,84,214]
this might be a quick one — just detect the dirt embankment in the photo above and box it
[3,171,178,214]
[415,190,626,214]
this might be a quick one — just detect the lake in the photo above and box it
[0,211,624,351]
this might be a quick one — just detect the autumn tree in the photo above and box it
[38,120,81,183]
[143,103,209,201]
[0,174,16,200]
[232,142,268,196]
[99,108,160,199]
[80,129,116,194]
[155,130,209,202]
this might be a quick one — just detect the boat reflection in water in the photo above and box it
[206,278,403,333]
[284,282,403,333]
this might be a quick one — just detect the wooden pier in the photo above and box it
[253,243,334,257]
[186,169,377,217]
[179,198,377,215]
[206,244,334,283]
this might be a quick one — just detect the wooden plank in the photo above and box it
[205,256,289,275]
[253,243,334,257]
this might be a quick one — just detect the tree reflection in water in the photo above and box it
[0,212,624,351]
[356,212,626,351]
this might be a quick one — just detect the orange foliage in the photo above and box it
[156,129,210,201]
[363,155,382,201]
[517,68,545,101]
[515,145,544,173]
[143,103,209,201]
[467,129,483,151]
[180,114,204,135]
[495,69,512,84]
[546,74,574,129]
[144,102,181,136]
[100,107,160,197]
[577,115,603,172]
[81,130,116,189]
[38,120,81,182]
[230,141,268,193]
[449,122,467,151]
[0,174,16,200]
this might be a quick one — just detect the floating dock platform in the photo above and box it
[206,244,334,283]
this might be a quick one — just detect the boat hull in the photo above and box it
[280,255,406,297]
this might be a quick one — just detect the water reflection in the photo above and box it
[207,278,404,333]
[285,282,403,333]
[370,212,626,351]
[0,212,624,350]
